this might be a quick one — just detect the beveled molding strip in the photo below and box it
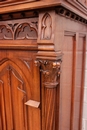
[0,0,37,8]
[66,0,87,13]
[56,6,87,25]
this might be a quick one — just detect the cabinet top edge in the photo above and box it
[0,1,87,20]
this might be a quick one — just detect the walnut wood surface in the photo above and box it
[0,1,87,130]
[0,50,41,130]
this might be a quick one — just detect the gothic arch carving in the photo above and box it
[14,22,38,40]
[0,25,13,40]
[41,13,52,40]
[0,60,31,130]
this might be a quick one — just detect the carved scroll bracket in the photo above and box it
[35,59,61,88]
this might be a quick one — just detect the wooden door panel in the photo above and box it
[0,51,40,130]
[0,80,6,130]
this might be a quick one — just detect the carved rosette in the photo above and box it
[35,59,61,130]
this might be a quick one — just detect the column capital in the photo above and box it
[35,59,61,88]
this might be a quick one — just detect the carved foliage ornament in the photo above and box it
[0,21,38,40]
[35,60,61,88]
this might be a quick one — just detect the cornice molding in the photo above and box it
[0,0,36,6]
[0,0,87,20]
[66,0,87,14]
[56,6,87,25]
[0,0,87,24]
[0,10,38,21]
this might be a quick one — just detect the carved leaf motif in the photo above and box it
[41,13,52,40]
[0,25,13,39]
[15,23,38,40]
[41,62,58,83]
[35,60,61,87]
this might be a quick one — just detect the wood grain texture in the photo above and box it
[0,51,40,130]
[0,1,87,130]
[35,58,61,130]
[79,35,86,130]
[44,88,56,130]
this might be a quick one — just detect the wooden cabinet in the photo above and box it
[0,0,87,130]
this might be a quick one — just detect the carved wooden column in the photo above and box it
[36,9,62,130]
[35,59,61,130]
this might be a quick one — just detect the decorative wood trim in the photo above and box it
[79,34,87,130]
[37,10,56,52]
[66,0,87,13]
[0,11,38,21]
[0,18,38,40]
[36,51,62,60]
[70,34,76,130]
[64,30,87,37]
[38,10,55,41]
[41,13,52,40]
[56,6,87,25]
[35,60,61,87]
[0,40,37,50]
[0,1,87,22]
[64,30,76,36]
[0,1,61,13]
[64,31,87,130]
[35,58,62,130]
[0,0,37,6]
[66,32,87,130]
[76,0,87,8]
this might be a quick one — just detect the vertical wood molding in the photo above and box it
[69,32,87,130]
[36,9,62,130]
[70,33,77,130]
[44,87,56,130]
[79,34,87,130]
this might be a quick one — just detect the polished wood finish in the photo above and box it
[0,0,87,130]
[0,50,41,130]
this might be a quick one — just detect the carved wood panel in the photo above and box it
[59,31,86,130]
[41,13,52,40]
[0,63,28,130]
[0,18,38,40]
[0,51,40,130]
